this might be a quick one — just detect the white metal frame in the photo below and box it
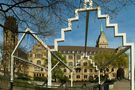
[50,0,134,90]
[10,28,73,88]
[10,0,134,89]
[79,52,101,84]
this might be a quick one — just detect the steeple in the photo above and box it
[100,24,103,32]
[96,25,108,48]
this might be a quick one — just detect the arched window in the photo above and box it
[83,62,87,66]
[37,60,41,65]
[64,69,66,72]
[68,55,73,59]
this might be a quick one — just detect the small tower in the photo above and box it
[96,25,108,48]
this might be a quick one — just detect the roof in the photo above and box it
[55,46,115,52]
[96,31,108,46]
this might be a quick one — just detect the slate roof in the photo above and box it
[55,46,115,53]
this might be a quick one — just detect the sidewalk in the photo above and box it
[111,80,131,90]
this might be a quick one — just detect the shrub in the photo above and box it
[17,73,31,80]
[34,76,47,82]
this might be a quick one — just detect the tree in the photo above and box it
[51,51,68,83]
[0,0,76,36]
[93,50,128,69]
[0,43,3,61]
[0,0,134,35]
[93,50,128,80]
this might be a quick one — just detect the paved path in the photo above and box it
[111,80,134,90]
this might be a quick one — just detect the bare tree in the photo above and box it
[0,0,77,36]
[0,0,134,36]
[0,43,3,61]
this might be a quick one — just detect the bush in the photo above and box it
[34,76,47,82]
[59,75,69,84]
[17,73,31,80]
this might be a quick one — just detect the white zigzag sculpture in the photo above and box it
[50,0,134,89]
[80,53,99,71]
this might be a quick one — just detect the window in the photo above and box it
[68,51,71,53]
[64,69,66,72]
[41,68,43,71]
[76,68,81,73]
[37,60,41,65]
[112,68,114,72]
[94,75,98,78]
[84,75,87,78]
[83,62,87,66]
[89,76,93,80]
[76,55,81,60]
[34,73,37,77]
[84,69,87,72]
[76,75,80,78]
[100,69,103,72]
[35,54,42,58]
[68,55,73,59]
[106,68,109,72]
[69,75,71,78]
[72,51,75,53]
[68,62,73,66]
[90,69,93,72]
[39,74,41,77]
[95,69,97,72]
[94,51,96,54]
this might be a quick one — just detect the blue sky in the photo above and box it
[0,2,135,51]
[44,4,135,50]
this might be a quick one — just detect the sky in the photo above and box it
[0,1,135,59]
[44,4,135,49]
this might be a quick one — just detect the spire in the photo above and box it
[100,24,103,32]
[96,24,108,48]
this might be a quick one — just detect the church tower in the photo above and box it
[3,16,18,75]
[96,25,108,48]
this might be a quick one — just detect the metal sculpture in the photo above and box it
[50,0,134,90]
[10,0,134,90]
[10,28,73,89]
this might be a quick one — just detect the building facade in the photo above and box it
[27,26,128,81]
[28,43,48,78]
